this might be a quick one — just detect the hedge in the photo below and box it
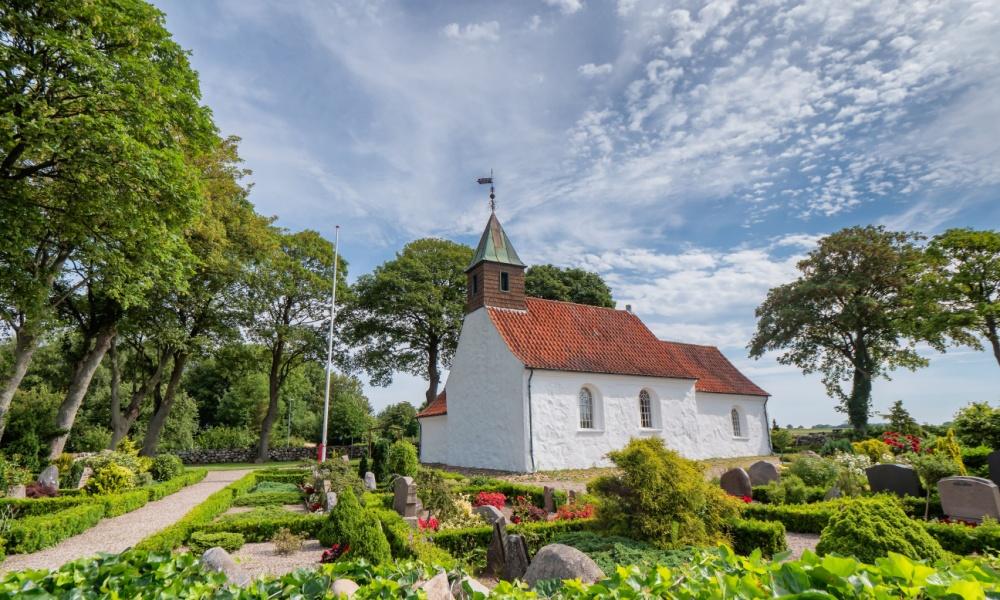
[922,520,1000,555]
[6,503,106,554]
[457,481,568,508]
[188,531,245,554]
[194,512,325,542]
[371,506,456,568]
[726,518,787,557]
[430,519,594,569]
[750,484,826,504]
[232,491,302,507]
[742,502,836,534]
[253,470,308,485]
[147,469,207,501]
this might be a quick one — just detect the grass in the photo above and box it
[188,461,310,472]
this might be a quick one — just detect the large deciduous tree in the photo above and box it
[0,0,214,443]
[525,264,615,307]
[343,239,472,407]
[749,226,926,433]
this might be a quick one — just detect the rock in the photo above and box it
[37,465,59,489]
[747,461,780,486]
[523,544,605,588]
[6,484,25,498]
[201,547,251,587]
[75,466,93,489]
[485,520,508,578]
[364,471,377,491]
[543,486,555,513]
[719,468,752,497]
[416,571,451,600]
[474,504,505,525]
[451,576,491,599]
[568,490,577,504]
[502,534,530,581]
[824,486,841,500]
[331,578,359,597]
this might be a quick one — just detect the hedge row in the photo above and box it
[742,502,835,534]
[370,506,456,568]
[923,520,1000,555]
[253,470,308,485]
[457,481,568,508]
[195,512,325,541]
[726,518,787,557]
[750,485,826,504]
[5,504,106,554]
[232,491,302,507]
[430,519,594,569]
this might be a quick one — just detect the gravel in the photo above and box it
[231,540,326,577]
[0,469,251,574]
[784,532,820,560]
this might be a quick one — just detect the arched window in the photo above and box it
[639,390,653,428]
[731,408,742,437]
[579,388,594,429]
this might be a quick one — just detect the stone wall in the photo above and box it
[176,445,366,464]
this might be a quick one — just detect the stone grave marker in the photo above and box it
[474,504,505,525]
[324,491,338,512]
[341,455,350,463]
[719,468,752,497]
[392,476,421,518]
[747,461,780,486]
[938,476,1000,523]
[865,463,922,497]
[37,465,59,489]
[568,490,577,504]
[75,466,94,489]
[543,486,555,513]
[988,451,1000,487]
[485,520,508,578]
[364,471,377,491]
[502,534,530,581]
[5,484,25,499]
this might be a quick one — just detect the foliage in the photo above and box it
[254,481,301,494]
[929,428,966,475]
[188,531,245,554]
[557,502,596,520]
[880,400,923,435]
[85,463,136,495]
[376,402,420,439]
[923,518,1000,555]
[909,451,962,518]
[385,440,418,479]
[726,518,788,557]
[5,503,106,554]
[318,373,375,445]
[271,527,304,555]
[769,427,794,453]
[317,489,391,564]
[473,491,507,509]
[524,264,615,308]
[851,439,892,463]
[786,455,840,487]
[357,454,369,479]
[195,425,257,450]
[233,491,303,507]
[590,438,739,548]
[751,482,826,505]
[818,438,853,456]
[952,402,1000,450]
[883,431,923,454]
[0,454,32,491]
[315,459,365,499]
[150,454,185,482]
[762,475,811,505]
[816,497,945,563]
[749,226,926,433]
[370,438,390,483]
[201,507,324,541]
[429,519,594,569]
[552,531,695,573]
[511,494,547,524]
[831,452,872,496]
[415,468,458,522]
[961,445,993,476]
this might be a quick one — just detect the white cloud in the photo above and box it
[578,62,613,77]
[442,21,500,42]
[543,0,584,15]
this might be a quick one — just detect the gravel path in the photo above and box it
[785,532,820,560]
[232,540,326,577]
[0,469,251,574]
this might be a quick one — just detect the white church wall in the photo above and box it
[442,308,529,471]
[418,415,448,464]
[528,370,700,470]
[692,393,771,458]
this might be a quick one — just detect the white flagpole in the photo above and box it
[319,225,340,463]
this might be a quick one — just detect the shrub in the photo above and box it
[5,503,106,554]
[370,438,390,483]
[556,502,595,521]
[85,463,136,495]
[923,518,1000,555]
[742,501,836,534]
[852,439,891,463]
[232,491,302,507]
[385,440,418,479]
[770,428,794,453]
[149,454,184,482]
[193,426,256,450]
[819,438,853,456]
[552,531,696,573]
[786,455,839,487]
[271,527,304,555]
[726,517,787,557]
[357,454,369,479]
[473,491,506,509]
[198,508,324,541]
[909,451,962,519]
[416,468,459,522]
[317,489,391,564]
[315,460,365,499]
[952,401,1000,450]
[929,428,966,475]
[188,531,245,554]
[25,482,58,498]
[253,481,299,494]
[816,497,945,564]
[962,445,993,476]
[831,452,871,496]
[0,455,33,491]
[590,437,739,549]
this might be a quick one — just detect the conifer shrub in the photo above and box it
[852,439,892,463]
[357,453,369,479]
[188,531,245,554]
[317,489,391,564]
[371,439,390,483]
[816,497,945,564]
[150,454,184,482]
[590,437,739,549]
[385,440,418,479]
[85,463,136,495]
[930,428,966,475]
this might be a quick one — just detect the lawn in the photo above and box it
[188,461,311,472]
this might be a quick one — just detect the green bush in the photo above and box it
[358,454,369,479]
[147,469,208,501]
[458,481,566,508]
[770,428,794,453]
[193,426,256,450]
[188,531,245,554]
[233,491,302,506]
[962,445,993,476]
[553,531,696,573]
[85,463,136,495]
[385,440,418,479]
[371,439,390,483]
[923,518,1000,555]
[429,519,594,570]
[819,438,853,456]
[315,460,364,499]
[252,481,299,494]
[787,455,840,487]
[726,518,787,557]
[198,508,324,541]
[149,454,184,482]
[816,497,945,564]
[751,480,826,505]
[100,489,150,517]
[317,489,391,564]
[5,503,106,554]
[590,438,738,548]
[952,401,1000,450]
[742,501,836,534]
[254,470,309,485]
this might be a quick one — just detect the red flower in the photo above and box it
[556,503,595,520]
[740,496,752,504]
[473,491,507,509]
[320,543,350,563]
[418,516,440,531]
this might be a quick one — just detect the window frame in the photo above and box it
[471,274,478,294]
[578,387,595,430]
[639,389,654,429]
[500,271,510,292]
[731,407,743,438]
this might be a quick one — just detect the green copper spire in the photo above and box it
[466,212,525,271]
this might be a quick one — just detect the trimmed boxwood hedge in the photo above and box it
[750,484,826,504]
[726,518,787,557]
[457,482,567,508]
[923,520,1000,555]
[430,519,594,568]
[232,491,302,507]
[195,511,325,541]
[253,470,308,485]
[188,531,245,554]
[6,503,106,554]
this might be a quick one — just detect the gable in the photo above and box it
[659,341,769,397]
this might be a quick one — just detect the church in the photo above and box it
[416,209,772,472]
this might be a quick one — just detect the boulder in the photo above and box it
[473,504,505,525]
[451,576,491,599]
[364,471,377,491]
[37,465,59,489]
[201,547,251,587]
[502,534,530,581]
[331,578,359,597]
[747,461,780,486]
[719,468,752,497]
[824,486,842,500]
[416,571,451,600]
[523,544,605,588]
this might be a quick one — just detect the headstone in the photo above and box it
[988,451,1000,487]
[364,471,377,491]
[824,486,842,500]
[75,466,94,489]
[201,547,251,587]
[474,504,505,525]
[523,544,605,588]
[719,468,752,497]
[321,479,333,494]
[392,476,421,518]
[331,578,359,597]
[485,520,508,578]
[502,534,530,581]
[37,465,59,489]
[543,486,555,513]
[938,476,1000,523]
[747,461,780,486]
[415,571,450,600]
[324,492,338,512]
[568,490,577,504]
[451,576,491,599]
[865,463,923,497]
[341,455,350,463]
[5,484,25,499]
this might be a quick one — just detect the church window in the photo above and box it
[579,388,594,429]
[472,274,478,294]
[639,390,653,428]
[500,271,510,292]
[731,408,742,437]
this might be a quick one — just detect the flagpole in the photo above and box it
[319,225,340,463]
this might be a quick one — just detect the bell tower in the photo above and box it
[466,177,526,312]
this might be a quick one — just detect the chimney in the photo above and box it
[625,304,632,313]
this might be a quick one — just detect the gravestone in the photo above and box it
[5,484,25,499]
[865,463,923,497]
[474,504,505,525]
[392,476,421,518]
[938,476,1000,523]
[416,571,450,600]
[719,468,752,497]
[324,491,338,512]
[988,451,1000,487]
[201,547,251,587]
[523,544,605,588]
[568,490,577,504]
[37,465,59,489]
[341,455,350,464]
[485,520,508,578]
[543,486,555,513]
[364,471,377,491]
[75,466,93,489]
[502,534,530,581]
[748,461,780,486]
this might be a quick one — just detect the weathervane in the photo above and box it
[477,169,495,212]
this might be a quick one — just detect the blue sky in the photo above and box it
[154,0,1000,426]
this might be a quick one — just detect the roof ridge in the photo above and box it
[524,296,625,313]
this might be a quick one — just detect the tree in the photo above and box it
[952,402,1000,449]
[246,229,343,462]
[344,239,472,406]
[525,264,614,307]
[376,402,419,438]
[749,226,926,434]
[917,229,1000,367]
[880,400,922,435]
[0,0,214,444]
[320,373,373,445]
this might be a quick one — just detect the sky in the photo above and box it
[153,0,1000,427]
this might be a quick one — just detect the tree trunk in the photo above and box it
[109,344,167,449]
[48,324,116,459]
[985,315,1000,368]
[257,343,284,463]
[140,350,188,457]
[425,340,439,407]
[0,329,38,443]
[848,348,873,435]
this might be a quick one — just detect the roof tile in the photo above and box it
[416,390,447,418]
[659,341,769,397]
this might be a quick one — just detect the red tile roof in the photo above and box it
[659,341,769,397]
[487,298,694,379]
[416,390,447,418]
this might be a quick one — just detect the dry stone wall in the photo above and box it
[175,445,366,464]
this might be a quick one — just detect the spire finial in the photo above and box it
[477,169,495,212]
